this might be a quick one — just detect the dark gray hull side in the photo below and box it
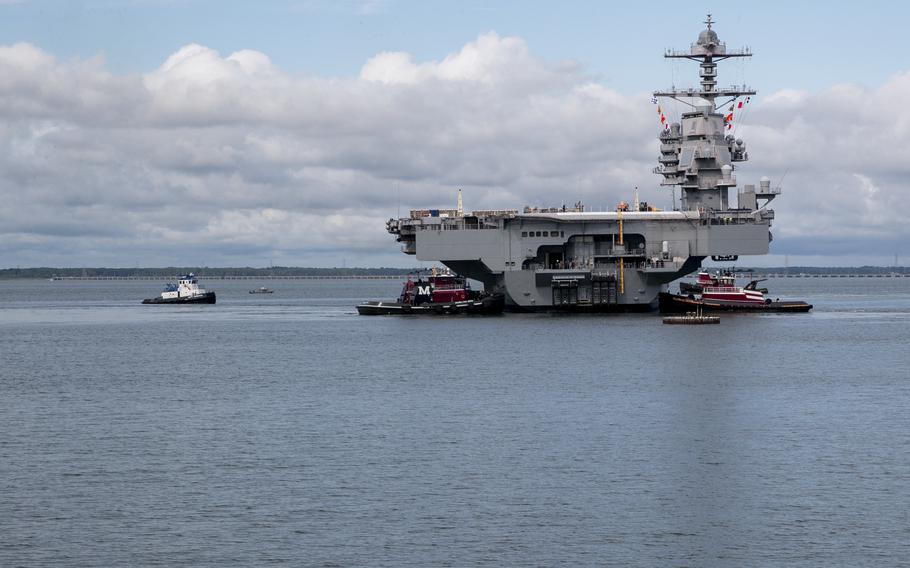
[356,295,504,315]
[658,293,812,313]
[141,292,217,304]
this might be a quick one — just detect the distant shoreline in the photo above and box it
[1,266,908,280]
[0,267,416,280]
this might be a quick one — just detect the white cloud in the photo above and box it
[361,32,578,90]
[739,73,910,262]
[356,0,387,16]
[0,35,908,267]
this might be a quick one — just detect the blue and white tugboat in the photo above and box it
[142,273,216,304]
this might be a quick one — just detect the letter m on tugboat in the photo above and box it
[356,268,504,315]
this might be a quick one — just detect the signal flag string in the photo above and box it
[731,96,752,137]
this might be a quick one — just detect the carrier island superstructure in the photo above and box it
[386,17,780,311]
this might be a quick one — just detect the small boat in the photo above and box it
[660,270,811,313]
[357,270,504,315]
[142,273,216,304]
[249,287,274,294]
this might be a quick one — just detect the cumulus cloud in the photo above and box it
[361,32,579,91]
[739,71,910,262]
[0,35,907,267]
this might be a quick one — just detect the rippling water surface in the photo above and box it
[2,277,909,566]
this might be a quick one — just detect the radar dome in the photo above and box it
[697,29,719,46]
[694,97,712,114]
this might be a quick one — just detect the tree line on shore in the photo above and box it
[0,267,417,279]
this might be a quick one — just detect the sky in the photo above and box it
[1,0,908,268]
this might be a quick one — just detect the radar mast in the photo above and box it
[652,15,757,212]
[654,14,755,109]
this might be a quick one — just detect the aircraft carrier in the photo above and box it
[386,16,780,311]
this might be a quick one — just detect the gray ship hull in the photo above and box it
[393,210,770,312]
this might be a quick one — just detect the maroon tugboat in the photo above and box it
[660,270,811,313]
[356,269,504,315]
[680,270,768,296]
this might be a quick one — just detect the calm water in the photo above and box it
[2,277,909,567]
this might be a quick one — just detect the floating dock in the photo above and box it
[663,311,720,324]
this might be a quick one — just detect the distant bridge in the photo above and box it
[752,273,908,278]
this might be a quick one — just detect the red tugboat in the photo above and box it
[680,270,768,295]
[660,270,812,313]
[356,269,504,315]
